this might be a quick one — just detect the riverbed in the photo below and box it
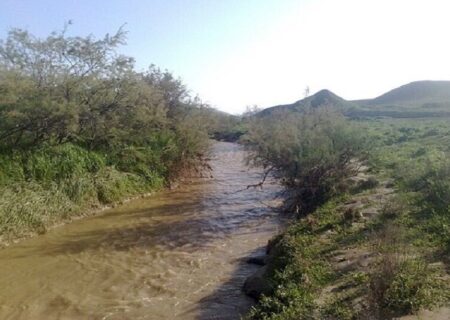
[0,142,283,319]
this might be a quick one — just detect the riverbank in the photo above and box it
[0,143,166,247]
[0,140,213,248]
[0,189,155,249]
[239,109,450,319]
[0,28,222,249]
[245,171,449,319]
[244,151,450,319]
[0,156,216,249]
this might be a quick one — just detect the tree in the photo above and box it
[245,107,365,214]
[0,26,166,149]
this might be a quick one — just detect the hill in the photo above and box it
[257,89,358,117]
[366,80,450,108]
[258,81,450,118]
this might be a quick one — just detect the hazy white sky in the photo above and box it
[197,0,450,113]
[1,0,450,113]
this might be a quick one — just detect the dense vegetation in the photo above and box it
[0,27,225,240]
[244,112,450,319]
[367,118,450,258]
[245,107,365,214]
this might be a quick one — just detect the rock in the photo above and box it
[246,255,266,266]
[243,266,272,299]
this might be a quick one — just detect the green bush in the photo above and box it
[22,144,105,182]
[247,201,340,320]
[248,286,316,320]
[244,108,365,214]
[370,256,445,316]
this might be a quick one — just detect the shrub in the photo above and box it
[244,107,365,215]
[22,144,105,182]
[369,225,446,317]
[369,255,444,317]
[248,286,316,320]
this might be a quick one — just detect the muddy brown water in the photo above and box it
[0,142,284,320]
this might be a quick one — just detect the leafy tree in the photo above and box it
[0,25,216,237]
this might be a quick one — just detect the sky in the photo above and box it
[1,0,450,114]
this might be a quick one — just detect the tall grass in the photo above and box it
[0,143,166,239]
[368,224,446,318]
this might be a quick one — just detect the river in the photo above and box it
[0,142,283,320]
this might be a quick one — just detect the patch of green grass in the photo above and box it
[0,143,166,239]
[0,182,75,236]
[369,255,447,317]
[249,284,316,320]
[364,118,450,256]
[247,200,344,320]
[94,167,162,204]
[320,296,357,320]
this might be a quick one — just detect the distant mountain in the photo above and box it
[257,81,450,118]
[365,81,450,108]
[257,89,357,117]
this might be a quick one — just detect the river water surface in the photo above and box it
[0,142,283,319]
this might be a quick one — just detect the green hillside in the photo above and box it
[367,80,450,108]
[258,81,450,118]
[257,89,358,117]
